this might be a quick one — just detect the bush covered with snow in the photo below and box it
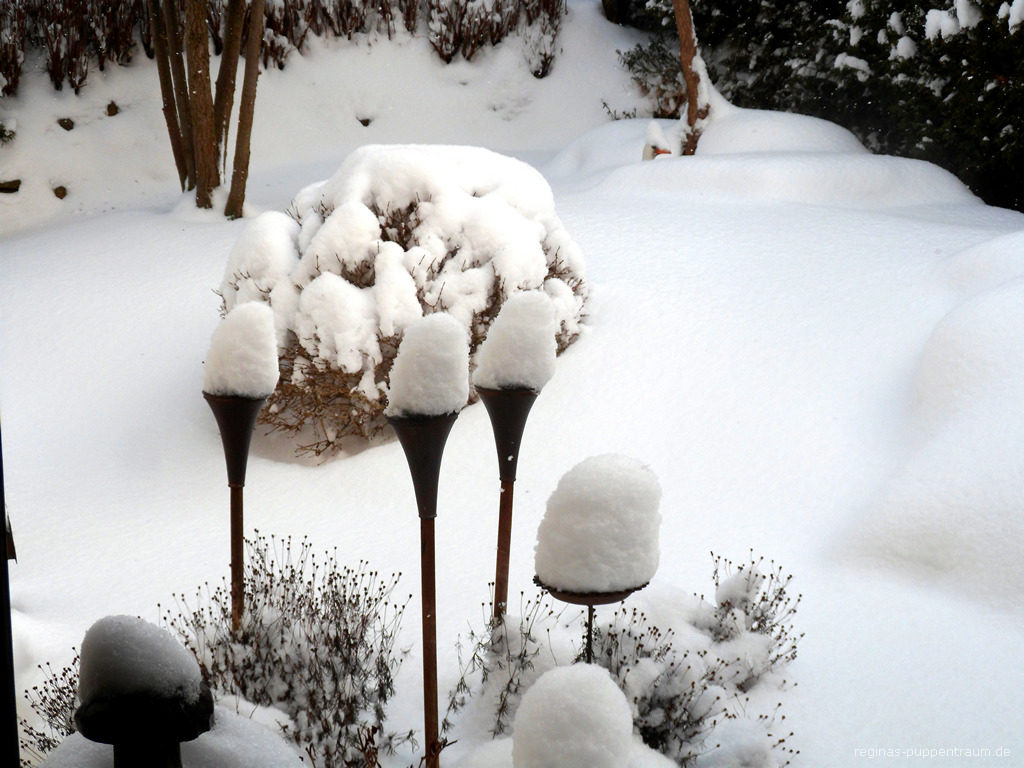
[444,553,801,767]
[219,144,587,455]
[167,536,412,768]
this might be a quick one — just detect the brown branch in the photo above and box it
[671,0,709,155]
[213,0,246,170]
[184,0,220,207]
[147,0,187,190]
[225,0,266,219]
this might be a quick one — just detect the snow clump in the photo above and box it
[78,615,202,706]
[511,664,634,768]
[43,706,304,768]
[535,454,662,593]
[203,302,280,398]
[472,290,557,391]
[217,144,587,454]
[385,312,469,417]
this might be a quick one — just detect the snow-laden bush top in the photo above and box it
[511,664,634,768]
[535,454,662,593]
[203,302,280,398]
[217,144,587,454]
[385,313,469,417]
[78,616,202,706]
[472,290,557,391]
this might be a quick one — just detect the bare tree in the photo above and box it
[671,0,710,155]
[149,0,266,216]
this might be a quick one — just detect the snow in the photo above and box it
[384,312,469,417]
[202,302,280,399]
[472,291,557,391]
[3,5,1024,767]
[42,706,303,768]
[77,616,202,706]
[535,454,661,593]
[510,664,634,768]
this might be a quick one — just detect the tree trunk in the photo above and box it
[213,0,246,170]
[671,0,709,155]
[224,0,265,219]
[147,0,187,190]
[184,0,220,208]
[163,0,196,189]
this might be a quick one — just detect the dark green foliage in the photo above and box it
[615,1,1024,211]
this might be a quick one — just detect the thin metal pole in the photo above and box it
[0,424,19,767]
[420,518,440,768]
[492,480,514,621]
[230,484,243,634]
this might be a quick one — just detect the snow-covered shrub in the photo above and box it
[219,144,587,456]
[698,552,803,686]
[446,552,801,766]
[0,0,25,97]
[19,655,81,765]
[617,35,687,118]
[166,535,413,768]
[521,0,565,78]
[443,595,566,739]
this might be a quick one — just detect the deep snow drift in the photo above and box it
[2,3,1024,766]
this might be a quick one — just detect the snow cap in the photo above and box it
[512,664,634,768]
[203,302,280,398]
[535,454,662,593]
[473,290,557,391]
[385,312,469,417]
[78,615,203,706]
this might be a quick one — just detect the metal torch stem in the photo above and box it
[230,484,244,634]
[586,605,595,664]
[420,517,440,768]
[492,480,515,621]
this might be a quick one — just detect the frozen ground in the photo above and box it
[2,2,1023,765]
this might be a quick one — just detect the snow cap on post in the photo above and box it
[512,664,633,768]
[473,290,557,392]
[535,454,662,593]
[385,312,469,418]
[203,302,280,398]
[75,615,213,745]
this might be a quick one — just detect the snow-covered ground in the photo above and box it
[2,2,1024,765]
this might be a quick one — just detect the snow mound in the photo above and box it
[42,706,303,768]
[535,454,661,593]
[942,230,1024,296]
[511,664,634,768]
[385,312,469,417]
[78,615,202,706]
[851,278,1024,605]
[473,290,557,391]
[697,106,868,156]
[203,302,280,398]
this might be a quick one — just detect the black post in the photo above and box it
[0,423,19,766]
[388,412,458,768]
[476,387,538,620]
[203,392,266,633]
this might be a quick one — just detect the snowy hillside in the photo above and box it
[2,2,1024,766]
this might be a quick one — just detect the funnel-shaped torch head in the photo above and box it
[388,412,459,519]
[203,392,266,488]
[476,387,539,484]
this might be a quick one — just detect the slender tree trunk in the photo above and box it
[213,0,246,170]
[163,0,196,188]
[671,0,709,155]
[224,0,265,219]
[147,0,187,190]
[184,0,220,208]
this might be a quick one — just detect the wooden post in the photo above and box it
[420,518,440,768]
[492,480,514,621]
[671,0,709,155]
